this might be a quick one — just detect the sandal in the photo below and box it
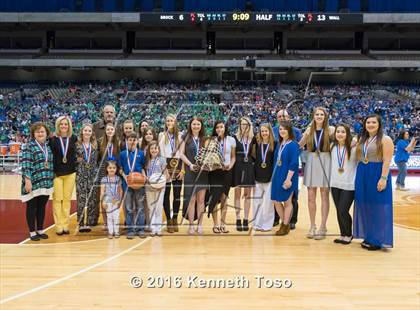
[212,226,221,234]
[220,225,229,233]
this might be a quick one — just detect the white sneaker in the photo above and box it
[399,187,410,191]
[314,228,328,240]
[306,226,317,239]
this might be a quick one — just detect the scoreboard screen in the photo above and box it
[139,12,363,25]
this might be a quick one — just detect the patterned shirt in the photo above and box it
[21,140,54,202]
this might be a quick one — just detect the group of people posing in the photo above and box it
[21,104,400,251]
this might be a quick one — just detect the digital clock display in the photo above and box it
[232,13,250,21]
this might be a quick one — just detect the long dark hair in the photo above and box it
[186,117,206,145]
[140,127,158,151]
[212,120,229,139]
[356,114,383,160]
[333,123,352,160]
[396,130,408,143]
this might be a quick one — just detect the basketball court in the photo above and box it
[1,174,419,309]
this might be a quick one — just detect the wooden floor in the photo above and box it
[0,174,419,309]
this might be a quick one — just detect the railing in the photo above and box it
[0,143,22,172]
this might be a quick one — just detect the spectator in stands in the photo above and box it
[49,116,77,235]
[21,122,54,241]
[394,130,417,191]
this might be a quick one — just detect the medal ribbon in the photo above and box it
[314,129,324,152]
[35,140,48,164]
[337,145,347,170]
[127,148,138,173]
[242,138,249,161]
[59,136,69,159]
[261,143,269,165]
[363,135,377,161]
[277,140,291,163]
[83,142,92,164]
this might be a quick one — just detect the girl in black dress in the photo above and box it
[233,117,256,231]
[179,117,209,235]
[207,121,236,234]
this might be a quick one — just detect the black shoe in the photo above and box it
[236,219,243,232]
[290,223,296,230]
[36,233,49,239]
[242,219,249,231]
[273,219,280,227]
[334,238,344,244]
[63,230,70,235]
[56,231,64,236]
[30,235,41,241]
[341,237,353,245]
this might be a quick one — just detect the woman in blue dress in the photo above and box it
[354,114,394,251]
[271,121,300,236]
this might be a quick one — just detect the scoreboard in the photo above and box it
[139,12,363,25]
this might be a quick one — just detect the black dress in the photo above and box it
[182,137,209,220]
[254,142,276,183]
[232,136,256,187]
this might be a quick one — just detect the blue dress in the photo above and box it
[271,141,300,202]
[353,142,393,248]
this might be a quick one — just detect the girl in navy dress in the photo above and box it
[271,121,300,236]
[354,114,394,251]
[232,117,256,232]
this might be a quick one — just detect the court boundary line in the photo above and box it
[0,237,151,305]
[394,223,420,231]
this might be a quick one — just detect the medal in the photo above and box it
[167,131,176,155]
[314,129,324,153]
[260,143,269,169]
[83,142,92,167]
[59,136,69,164]
[362,135,377,164]
[193,137,200,157]
[127,148,138,173]
[35,140,49,169]
[337,144,346,174]
[241,138,250,162]
[277,140,291,167]
[170,158,178,168]
[148,158,158,176]
[107,143,114,160]
[108,176,118,204]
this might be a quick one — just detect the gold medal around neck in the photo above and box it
[261,163,267,169]
[111,199,119,205]
[44,162,49,169]
[277,160,282,166]
[170,158,178,168]
[338,168,344,174]
[363,158,369,164]
[86,163,91,169]
[62,157,67,164]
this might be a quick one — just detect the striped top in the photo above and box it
[21,140,54,202]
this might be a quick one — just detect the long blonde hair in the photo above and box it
[307,107,331,152]
[236,117,254,142]
[55,116,73,137]
[163,114,180,147]
[77,123,97,149]
[256,123,275,152]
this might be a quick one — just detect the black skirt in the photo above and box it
[232,160,256,187]
[206,168,233,216]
